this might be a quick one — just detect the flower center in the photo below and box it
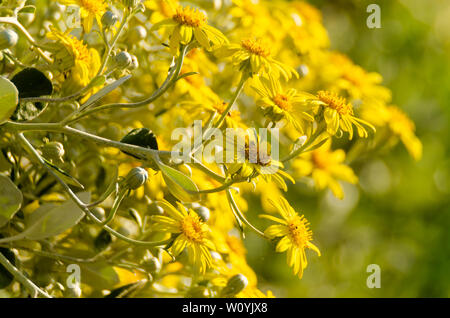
[311,150,328,170]
[213,101,228,114]
[241,38,271,57]
[287,216,312,248]
[79,0,106,14]
[317,90,353,115]
[273,94,291,111]
[180,215,205,243]
[173,6,207,27]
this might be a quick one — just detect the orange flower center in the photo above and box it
[317,90,353,115]
[273,94,291,111]
[180,215,205,243]
[173,6,207,27]
[287,216,312,248]
[213,101,228,114]
[311,150,329,170]
[241,38,271,57]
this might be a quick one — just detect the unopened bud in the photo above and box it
[114,51,132,68]
[129,25,147,42]
[101,11,118,28]
[91,207,105,221]
[128,54,139,70]
[194,206,210,222]
[0,29,19,50]
[124,167,148,190]
[42,141,65,161]
[221,274,248,297]
[144,257,161,274]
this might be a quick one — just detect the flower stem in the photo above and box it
[0,251,51,298]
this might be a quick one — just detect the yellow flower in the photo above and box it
[292,141,358,199]
[251,76,313,133]
[308,90,376,139]
[220,37,298,80]
[223,130,295,191]
[151,5,228,54]
[152,200,215,274]
[385,106,422,160]
[46,27,101,90]
[59,0,107,32]
[330,53,392,103]
[261,197,320,278]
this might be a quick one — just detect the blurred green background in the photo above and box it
[245,0,450,297]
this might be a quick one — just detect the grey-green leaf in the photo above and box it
[80,75,131,111]
[0,174,23,228]
[157,161,199,202]
[22,192,90,240]
[0,76,19,124]
[43,158,84,189]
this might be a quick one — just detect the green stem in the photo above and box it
[213,74,248,130]
[3,121,178,161]
[0,17,52,64]
[97,9,130,76]
[226,189,267,239]
[281,124,326,162]
[15,133,172,248]
[101,188,127,225]
[67,44,189,124]
[0,251,51,298]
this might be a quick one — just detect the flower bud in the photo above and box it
[0,29,19,50]
[124,167,148,190]
[221,274,248,297]
[91,207,105,221]
[194,206,210,222]
[129,25,147,42]
[101,11,118,28]
[114,51,132,69]
[128,54,139,70]
[144,257,161,274]
[42,141,65,161]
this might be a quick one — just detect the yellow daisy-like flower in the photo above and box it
[308,90,376,139]
[292,141,358,199]
[151,5,228,54]
[385,106,422,161]
[152,200,215,274]
[251,76,313,133]
[46,27,101,90]
[220,37,298,80]
[224,130,295,191]
[59,0,107,32]
[261,197,320,278]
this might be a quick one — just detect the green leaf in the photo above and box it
[81,75,131,111]
[0,174,23,228]
[10,68,53,121]
[157,161,199,202]
[43,158,84,189]
[21,192,90,240]
[0,76,19,124]
[120,128,158,152]
[80,263,119,290]
[18,5,36,14]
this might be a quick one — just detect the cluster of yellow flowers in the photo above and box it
[0,0,421,298]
